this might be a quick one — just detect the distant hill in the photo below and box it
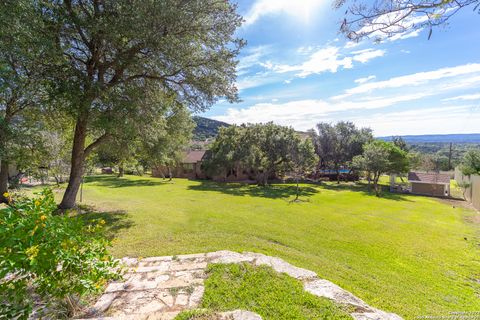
[193,116,230,140]
[379,133,480,143]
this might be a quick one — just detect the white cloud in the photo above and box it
[352,105,480,136]
[244,0,324,26]
[354,75,376,84]
[214,101,480,136]
[267,46,353,77]
[216,63,480,135]
[236,72,278,90]
[297,46,316,55]
[351,49,385,63]
[442,93,480,101]
[344,41,360,49]
[335,63,480,98]
[261,46,385,78]
[213,92,430,129]
[389,29,422,41]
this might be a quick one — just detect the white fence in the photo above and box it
[455,168,480,211]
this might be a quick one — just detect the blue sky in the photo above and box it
[201,0,480,136]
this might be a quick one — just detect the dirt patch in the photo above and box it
[435,197,477,211]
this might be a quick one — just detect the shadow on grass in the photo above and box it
[188,180,319,199]
[83,175,167,188]
[320,181,414,202]
[77,205,135,240]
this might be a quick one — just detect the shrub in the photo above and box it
[0,189,119,319]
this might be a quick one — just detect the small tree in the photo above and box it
[392,136,409,152]
[289,139,318,201]
[455,181,471,200]
[460,149,480,176]
[353,140,409,196]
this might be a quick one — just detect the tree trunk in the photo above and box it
[256,171,269,186]
[295,176,300,201]
[336,168,341,184]
[0,105,12,204]
[59,118,87,210]
[373,174,380,197]
[0,160,9,204]
[118,163,124,177]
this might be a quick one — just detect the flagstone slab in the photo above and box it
[220,310,263,320]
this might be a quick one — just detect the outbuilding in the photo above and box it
[407,172,451,197]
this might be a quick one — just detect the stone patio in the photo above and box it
[80,251,402,320]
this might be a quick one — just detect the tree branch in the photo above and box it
[84,133,110,156]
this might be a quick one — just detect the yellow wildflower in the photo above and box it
[40,215,47,221]
[99,219,106,225]
[25,245,39,260]
[34,200,40,206]
[3,192,9,198]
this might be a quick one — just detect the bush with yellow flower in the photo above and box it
[0,189,120,319]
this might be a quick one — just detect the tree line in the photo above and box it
[203,121,412,196]
[204,121,480,197]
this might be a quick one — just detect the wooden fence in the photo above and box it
[455,168,480,211]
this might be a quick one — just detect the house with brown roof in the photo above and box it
[152,150,208,180]
[152,150,253,182]
[407,172,451,197]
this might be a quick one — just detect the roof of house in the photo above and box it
[407,172,450,185]
[182,150,207,164]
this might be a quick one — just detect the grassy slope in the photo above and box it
[61,175,479,318]
[176,263,352,320]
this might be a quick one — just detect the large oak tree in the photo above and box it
[32,0,243,209]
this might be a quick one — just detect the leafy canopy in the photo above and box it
[460,149,480,176]
[204,123,316,185]
[352,140,409,195]
[312,121,373,170]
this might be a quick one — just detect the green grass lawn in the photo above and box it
[176,263,352,320]
[42,175,479,318]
